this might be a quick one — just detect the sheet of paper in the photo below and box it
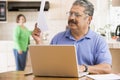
[37,0,48,32]
[87,73,120,80]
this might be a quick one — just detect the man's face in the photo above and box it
[68,5,92,31]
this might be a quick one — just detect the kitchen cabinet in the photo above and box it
[0,41,15,73]
[0,41,32,73]
[110,48,120,73]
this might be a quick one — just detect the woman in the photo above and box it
[13,14,40,71]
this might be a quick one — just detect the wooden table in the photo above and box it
[0,71,92,80]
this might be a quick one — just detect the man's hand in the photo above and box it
[32,23,41,44]
[79,65,86,72]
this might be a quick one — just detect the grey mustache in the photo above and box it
[68,19,78,25]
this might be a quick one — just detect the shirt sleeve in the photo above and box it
[13,27,22,50]
[95,37,112,65]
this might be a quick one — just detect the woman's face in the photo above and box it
[18,16,26,24]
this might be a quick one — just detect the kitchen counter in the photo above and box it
[107,39,120,48]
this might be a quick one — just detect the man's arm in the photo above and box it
[79,63,112,74]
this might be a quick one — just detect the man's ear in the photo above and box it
[88,16,93,24]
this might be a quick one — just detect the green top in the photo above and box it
[13,25,32,51]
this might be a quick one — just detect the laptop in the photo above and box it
[28,45,88,77]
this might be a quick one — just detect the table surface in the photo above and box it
[0,71,93,80]
[0,71,120,80]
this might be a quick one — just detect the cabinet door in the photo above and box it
[7,52,16,71]
[110,48,120,73]
[0,53,7,73]
[7,41,16,71]
[0,41,15,73]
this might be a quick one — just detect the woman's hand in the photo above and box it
[18,50,23,54]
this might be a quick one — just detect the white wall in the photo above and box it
[95,0,110,28]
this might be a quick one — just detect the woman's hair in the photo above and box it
[73,0,94,16]
[16,14,26,23]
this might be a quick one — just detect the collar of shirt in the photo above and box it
[65,29,93,41]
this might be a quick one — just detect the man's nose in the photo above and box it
[69,14,76,19]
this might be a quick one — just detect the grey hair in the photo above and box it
[73,0,94,16]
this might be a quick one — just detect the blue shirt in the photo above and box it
[50,29,112,65]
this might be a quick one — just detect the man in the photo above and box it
[33,0,112,74]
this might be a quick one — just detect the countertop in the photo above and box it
[107,39,120,48]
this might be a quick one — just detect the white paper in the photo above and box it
[87,74,120,80]
[37,0,48,32]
